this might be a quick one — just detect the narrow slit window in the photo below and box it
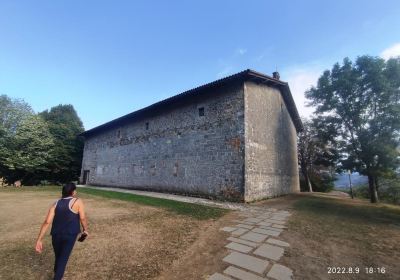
[198,107,205,117]
[145,122,149,130]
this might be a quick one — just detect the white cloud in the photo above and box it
[236,48,247,55]
[380,43,400,60]
[281,64,323,119]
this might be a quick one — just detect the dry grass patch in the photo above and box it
[0,187,229,280]
[281,194,400,280]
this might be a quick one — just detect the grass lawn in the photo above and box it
[77,187,228,220]
[281,194,400,280]
[0,186,230,280]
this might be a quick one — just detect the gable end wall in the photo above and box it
[244,81,300,201]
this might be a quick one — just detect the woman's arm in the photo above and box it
[35,205,55,253]
[77,200,88,234]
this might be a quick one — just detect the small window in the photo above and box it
[117,130,121,138]
[198,107,205,117]
[145,122,149,130]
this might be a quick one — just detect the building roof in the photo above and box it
[80,69,303,137]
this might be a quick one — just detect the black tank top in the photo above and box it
[51,197,81,235]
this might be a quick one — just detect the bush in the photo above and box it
[379,178,400,204]
[299,171,335,192]
[352,178,400,205]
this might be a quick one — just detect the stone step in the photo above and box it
[208,272,233,280]
[266,238,290,247]
[220,227,237,232]
[258,225,283,232]
[252,228,281,237]
[224,266,267,280]
[271,224,287,229]
[261,219,286,225]
[240,231,268,243]
[225,242,253,253]
[267,264,293,280]
[235,223,254,230]
[231,228,248,236]
[227,237,258,248]
[253,243,284,261]
[223,252,269,274]
[243,217,264,224]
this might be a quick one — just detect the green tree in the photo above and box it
[298,118,339,192]
[0,95,34,181]
[4,115,54,184]
[40,104,84,183]
[306,56,400,203]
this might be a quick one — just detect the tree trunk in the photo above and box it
[375,176,380,191]
[306,173,313,192]
[300,163,313,192]
[368,175,379,203]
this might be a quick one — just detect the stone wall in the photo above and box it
[244,81,300,201]
[81,82,245,200]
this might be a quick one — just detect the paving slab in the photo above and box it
[267,264,293,280]
[253,243,284,261]
[227,237,258,248]
[243,217,264,224]
[224,266,267,280]
[262,219,286,225]
[232,219,248,224]
[239,220,259,225]
[235,224,254,230]
[271,224,287,229]
[223,252,269,274]
[221,227,237,232]
[274,214,290,218]
[275,211,290,215]
[252,228,281,237]
[258,225,283,232]
[225,242,253,253]
[231,228,248,236]
[258,221,272,227]
[266,238,290,247]
[239,232,268,243]
[270,216,287,221]
[256,215,272,220]
[208,272,233,280]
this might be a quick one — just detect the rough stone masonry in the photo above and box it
[80,69,302,202]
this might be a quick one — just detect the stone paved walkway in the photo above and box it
[209,207,293,280]
[78,185,293,279]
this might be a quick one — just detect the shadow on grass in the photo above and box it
[293,196,400,226]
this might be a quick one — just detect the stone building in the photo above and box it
[80,69,302,202]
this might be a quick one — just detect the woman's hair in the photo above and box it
[62,183,76,198]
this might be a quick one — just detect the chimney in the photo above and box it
[272,71,280,80]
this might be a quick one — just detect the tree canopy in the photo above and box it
[306,56,400,202]
[40,105,85,183]
[0,95,85,185]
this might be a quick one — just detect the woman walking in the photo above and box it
[35,183,89,280]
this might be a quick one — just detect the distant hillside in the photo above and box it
[334,173,368,189]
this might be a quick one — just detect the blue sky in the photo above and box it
[1,0,400,130]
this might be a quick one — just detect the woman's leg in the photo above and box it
[52,235,62,274]
[53,235,77,280]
